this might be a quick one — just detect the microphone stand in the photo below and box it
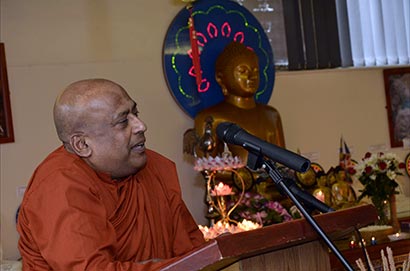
[261,158,354,271]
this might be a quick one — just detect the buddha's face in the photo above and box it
[220,54,260,97]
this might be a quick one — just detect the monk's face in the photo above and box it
[83,88,147,179]
[223,54,259,97]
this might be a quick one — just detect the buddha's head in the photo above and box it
[215,42,260,98]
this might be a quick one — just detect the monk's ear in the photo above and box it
[69,134,92,157]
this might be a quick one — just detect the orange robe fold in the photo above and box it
[17,146,205,271]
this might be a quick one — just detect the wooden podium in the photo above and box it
[161,204,378,271]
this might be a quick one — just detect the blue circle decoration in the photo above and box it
[163,0,275,118]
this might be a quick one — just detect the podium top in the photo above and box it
[161,204,378,271]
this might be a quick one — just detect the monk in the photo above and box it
[193,42,285,199]
[17,79,205,271]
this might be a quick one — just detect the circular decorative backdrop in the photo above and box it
[163,0,275,118]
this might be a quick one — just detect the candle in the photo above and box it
[349,240,356,249]
[387,231,407,242]
[315,190,325,203]
[371,237,377,245]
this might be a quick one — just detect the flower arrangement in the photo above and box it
[227,192,298,226]
[350,152,405,201]
[349,152,405,224]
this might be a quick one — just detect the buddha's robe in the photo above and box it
[17,146,205,271]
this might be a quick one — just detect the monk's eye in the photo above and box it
[118,118,128,126]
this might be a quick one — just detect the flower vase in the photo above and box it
[371,197,391,226]
[371,194,398,228]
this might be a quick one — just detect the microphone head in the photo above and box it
[216,122,241,143]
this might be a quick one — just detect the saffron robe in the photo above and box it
[17,146,205,271]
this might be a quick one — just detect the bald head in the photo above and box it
[53,79,147,177]
[53,79,128,143]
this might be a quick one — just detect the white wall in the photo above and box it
[1,0,409,261]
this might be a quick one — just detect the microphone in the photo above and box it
[216,122,311,173]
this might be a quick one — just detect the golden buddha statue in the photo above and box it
[194,41,285,162]
[193,41,285,199]
[326,166,356,209]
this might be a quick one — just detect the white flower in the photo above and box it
[387,170,397,180]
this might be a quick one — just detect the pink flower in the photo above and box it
[252,211,267,225]
[210,182,234,196]
[266,201,281,211]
